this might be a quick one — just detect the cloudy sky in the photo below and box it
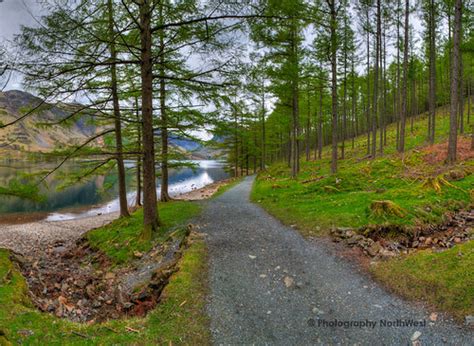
[0,0,44,90]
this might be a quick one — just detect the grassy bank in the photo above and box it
[86,201,201,265]
[0,201,210,345]
[252,109,473,237]
[372,240,474,321]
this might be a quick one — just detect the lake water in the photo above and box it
[0,160,229,221]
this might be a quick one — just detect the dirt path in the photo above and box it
[198,176,473,345]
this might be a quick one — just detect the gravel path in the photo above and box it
[199,176,473,345]
[0,213,118,255]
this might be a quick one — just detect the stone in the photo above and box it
[283,276,294,288]
[465,315,474,326]
[367,242,382,257]
[105,272,115,280]
[454,237,462,244]
[248,255,256,260]
[424,237,433,246]
[123,302,134,309]
[411,331,422,342]
[133,251,144,258]
[429,312,438,322]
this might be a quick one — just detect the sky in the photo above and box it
[0,0,44,90]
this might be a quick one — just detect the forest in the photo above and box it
[0,0,473,344]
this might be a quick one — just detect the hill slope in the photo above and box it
[0,90,98,156]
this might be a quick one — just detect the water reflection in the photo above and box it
[0,160,229,221]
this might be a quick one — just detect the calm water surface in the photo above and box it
[0,160,229,221]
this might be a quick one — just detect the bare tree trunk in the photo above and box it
[317,87,323,159]
[372,0,381,158]
[399,0,409,154]
[447,0,462,163]
[428,0,436,144]
[135,99,142,207]
[158,3,171,202]
[290,19,300,178]
[108,0,129,218]
[139,0,160,236]
[330,0,338,174]
[261,82,266,170]
[306,89,311,161]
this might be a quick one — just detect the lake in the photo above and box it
[0,160,229,221]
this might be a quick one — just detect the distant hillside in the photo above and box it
[0,90,99,156]
[0,90,222,159]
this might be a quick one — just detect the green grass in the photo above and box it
[86,201,201,265]
[371,239,474,320]
[252,108,473,236]
[0,239,210,345]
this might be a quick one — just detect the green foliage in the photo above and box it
[0,179,44,202]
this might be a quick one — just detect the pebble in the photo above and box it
[411,331,422,342]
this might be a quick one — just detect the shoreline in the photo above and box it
[0,178,234,227]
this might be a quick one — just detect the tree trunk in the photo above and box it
[428,0,436,144]
[108,0,129,218]
[372,0,381,159]
[135,96,142,207]
[139,0,160,236]
[398,0,409,154]
[447,0,462,163]
[330,0,338,174]
[158,2,171,202]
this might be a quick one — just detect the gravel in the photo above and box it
[0,212,118,255]
[198,176,473,345]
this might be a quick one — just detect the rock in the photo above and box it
[283,276,294,288]
[429,312,438,322]
[104,272,115,280]
[379,249,397,258]
[454,237,462,243]
[75,279,87,289]
[465,315,474,326]
[367,242,382,257]
[85,285,95,298]
[424,237,433,246]
[123,302,134,309]
[296,281,304,288]
[92,301,102,308]
[248,255,256,259]
[133,251,144,258]
[411,331,422,342]
[259,274,267,278]
[312,307,324,315]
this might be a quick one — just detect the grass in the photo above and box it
[0,237,210,345]
[371,239,474,321]
[86,201,201,265]
[252,107,473,237]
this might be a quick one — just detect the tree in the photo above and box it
[447,0,462,163]
[399,0,410,153]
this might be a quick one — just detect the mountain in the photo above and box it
[0,90,221,159]
[0,90,98,156]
